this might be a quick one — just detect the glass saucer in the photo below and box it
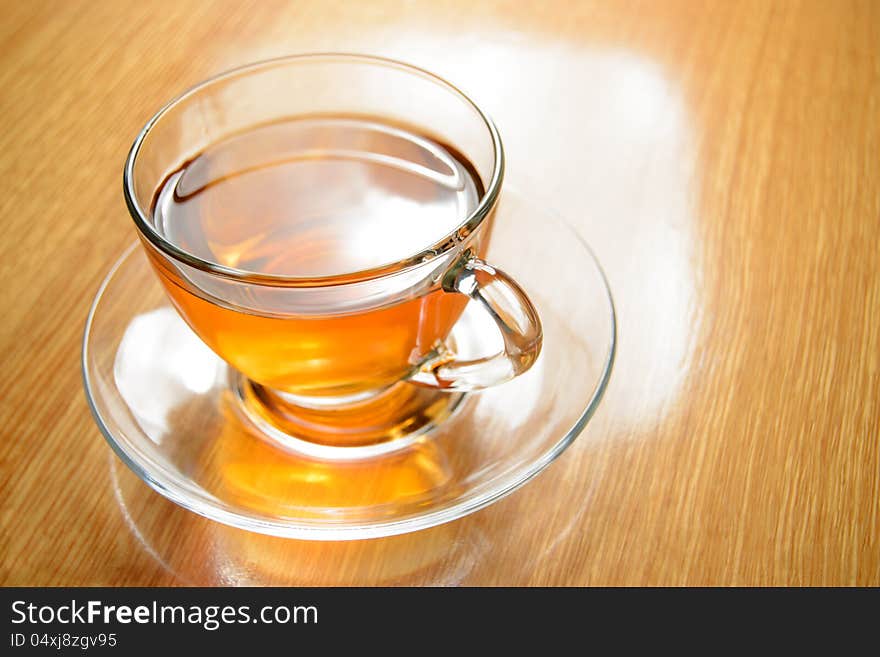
[82,188,615,540]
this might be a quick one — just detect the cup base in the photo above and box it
[230,372,466,460]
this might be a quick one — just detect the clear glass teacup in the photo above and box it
[124,54,542,459]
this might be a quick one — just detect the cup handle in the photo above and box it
[409,254,543,391]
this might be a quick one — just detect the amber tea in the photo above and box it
[148,116,486,397]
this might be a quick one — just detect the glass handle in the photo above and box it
[410,255,543,391]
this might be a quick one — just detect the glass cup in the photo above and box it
[123,54,542,459]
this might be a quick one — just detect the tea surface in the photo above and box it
[153,117,481,277]
[149,117,483,396]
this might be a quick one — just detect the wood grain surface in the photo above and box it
[1,0,878,586]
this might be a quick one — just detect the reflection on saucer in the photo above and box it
[109,445,596,585]
[113,307,461,514]
[206,396,457,516]
[114,307,224,443]
[110,453,487,585]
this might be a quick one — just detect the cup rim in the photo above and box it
[123,52,504,288]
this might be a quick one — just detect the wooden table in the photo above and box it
[1,0,877,586]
